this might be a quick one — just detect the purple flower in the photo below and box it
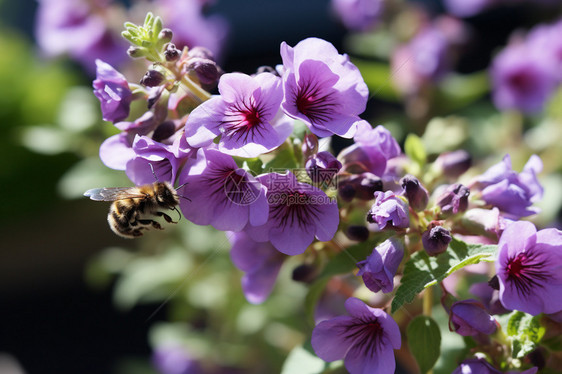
[496,221,562,315]
[452,358,501,374]
[228,231,285,304]
[246,172,339,255]
[357,238,404,293]
[126,135,193,185]
[401,175,428,211]
[391,24,451,94]
[469,281,509,315]
[491,44,557,113]
[422,225,452,256]
[366,191,410,230]
[452,358,537,374]
[339,122,401,176]
[311,297,401,374]
[305,151,342,185]
[449,299,497,337]
[152,344,201,374]
[99,133,136,170]
[331,0,383,32]
[185,72,293,158]
[178,148,269,232]
[436,183,470,216]
[280,37,369,138]
[93,60,133,123]
[35,0,126,71]
[476,154,543,218]
[527,20,562,82]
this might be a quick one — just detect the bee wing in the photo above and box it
[84,187,145,201]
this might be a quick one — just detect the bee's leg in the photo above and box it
[155,211,177,224]
[138,219,164,230]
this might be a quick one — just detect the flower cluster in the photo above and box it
[86,11,561,374]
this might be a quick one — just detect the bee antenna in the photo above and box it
[149,162,159,182]
[175,181,188,190]
[178,195,191,202]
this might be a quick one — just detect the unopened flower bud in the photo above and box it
[306,151,342,185]
[302,133,319,158]
[152,121,177,142]
[422,224,452,256]
[401,174,429,211]
[127,46,146,58]
[435,150,472,179]
[141,69,165,87]
[436,183,470,215]
[188,46,215,61]
[449,299,497,337]
[338,182,356,202]
[186,57,220,86]
[345,225,370,242]
[292,264,317,283]
[158,28,173,43]
[355,173,383,200]
[163,43,180,62]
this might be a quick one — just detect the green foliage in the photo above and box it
[392,238,497,313]
[407,316,441,374]
[404,133,427,172]
[263,140,299,171]
[122,12,168,61]
[505,311,545,359]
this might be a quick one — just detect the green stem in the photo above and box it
[180,75,211,103]
[423,286,434,374]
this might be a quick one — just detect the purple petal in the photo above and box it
[311,315,355,361]
[344,344,395,374]
[99,133,135,170]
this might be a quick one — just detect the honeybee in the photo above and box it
[84,181,185,238]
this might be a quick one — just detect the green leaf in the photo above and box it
[242,157,264,175]
[506,311,545,359]
[404,133,427,170]
[391,238,497,313]
[281,342,329,374]
[263,142,298,171]
[407,316,441,374]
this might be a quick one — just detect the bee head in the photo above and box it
[156,182,180,206]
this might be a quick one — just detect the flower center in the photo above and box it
[222,100,267,142]
[505,252,548,295]
[295,81,334,125]
[508,71,534,92]
[345,319,384,356]
[270,191,320,228]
